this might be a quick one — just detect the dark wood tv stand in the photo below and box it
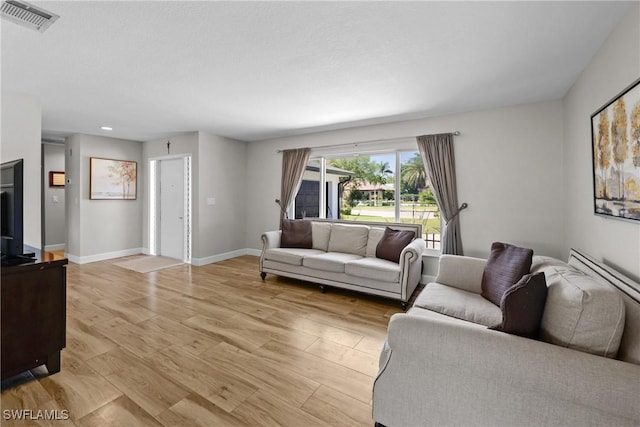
[1,251,68,380]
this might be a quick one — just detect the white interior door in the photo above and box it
[159,158,185,260]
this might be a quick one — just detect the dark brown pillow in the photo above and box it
[490,272,548,338]
[280,219,312,249]
[376,227,415,263]
[481,242,533,306]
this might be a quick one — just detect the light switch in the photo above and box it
[207,197,216,206]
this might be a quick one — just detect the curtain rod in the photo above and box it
[276,131,460,153]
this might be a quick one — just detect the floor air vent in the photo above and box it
[1,0,59,33]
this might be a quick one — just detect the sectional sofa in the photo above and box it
[372,248,640,426]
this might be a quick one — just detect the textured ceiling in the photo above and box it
[1,1,632,142]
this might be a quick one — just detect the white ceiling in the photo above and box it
[1,1,632,143]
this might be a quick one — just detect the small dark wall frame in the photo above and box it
[49,171,65,187]
[591,78,640,222]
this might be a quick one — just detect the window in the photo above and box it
[292,150,441,249]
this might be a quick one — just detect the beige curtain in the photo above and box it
[417,133,466,255]
[279,148,311,228]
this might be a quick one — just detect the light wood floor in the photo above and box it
[1,255,402,426]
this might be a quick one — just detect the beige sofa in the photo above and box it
[260,219,425,308]
[373,249,640,426]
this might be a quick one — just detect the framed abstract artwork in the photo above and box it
[591,78,640,222]
[89,157,137,200]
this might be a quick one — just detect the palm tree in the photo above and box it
[370,161,392,187]
[401,154,427,192]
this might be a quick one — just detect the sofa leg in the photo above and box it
[401,301,408,311]
[319,285,327,293]
[260,272,266,280]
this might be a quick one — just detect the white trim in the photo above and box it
[191,249,251,266]
[148,159,157,255]
[319,157,326,218]
[65,247,261,266]
[66,247,143,264]
[44,243,65,251]
[246,248,262,257]
[150,154,193,262]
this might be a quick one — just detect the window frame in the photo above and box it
[289,148,442,250]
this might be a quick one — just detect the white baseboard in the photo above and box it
[245,248,261,257]
[192,249,247,266]
[65,247,259,266]
[191,248,260,266]
[44,244,66,251]
[66,247,143,265]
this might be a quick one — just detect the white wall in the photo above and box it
[1,92,42,249]
[196,132,248,263]
[43,143,66,249]
[562,3,640,280]
[142,131,247,264]
[65,134,143,263]
[246,100,565,259]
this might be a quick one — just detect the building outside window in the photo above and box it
[292,151,441,250]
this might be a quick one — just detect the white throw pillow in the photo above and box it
[311,221,332,251]
[539,265,626,358]
[327,224,369,256]
[366,227,385,257]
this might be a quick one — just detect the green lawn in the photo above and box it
[352,204,438,212]
[341,214,441,235]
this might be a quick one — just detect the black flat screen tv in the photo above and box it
[1,158,24,257]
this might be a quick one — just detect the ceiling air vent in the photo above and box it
[1,0,59,33]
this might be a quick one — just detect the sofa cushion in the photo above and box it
[539,265,626,358]
[490,272,548,338]
[481,242,533,306]
[312,221,332,251]
[280,219,312,249]
[303,252,363,273]
[346,257,401,283]
[327,224,369,256]
[415,283,502,327]
[376,227,415,263]
[264,248,325,266]
[366,227,386,257]
[531,255,572,273]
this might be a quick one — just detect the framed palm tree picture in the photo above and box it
[591,78,640,222]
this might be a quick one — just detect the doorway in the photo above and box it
[41,142,66,254]
[149,155,192,262]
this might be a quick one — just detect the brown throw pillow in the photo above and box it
[490,272,548,338]
[280,219,312,249]
[481,242,534,306]
[376,227,415,263]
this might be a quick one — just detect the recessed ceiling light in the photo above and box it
[100,126,113,131]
